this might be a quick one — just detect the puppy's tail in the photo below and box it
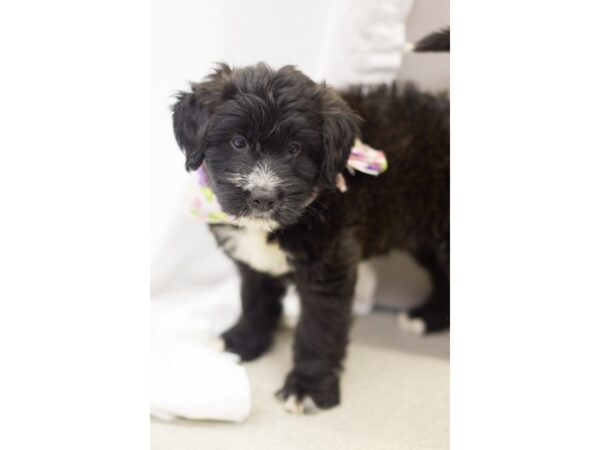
[402,27,450,53]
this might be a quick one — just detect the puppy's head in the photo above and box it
[172,63,361,230]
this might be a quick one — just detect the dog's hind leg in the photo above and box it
[399,242,450,334]
[220,261,286,361]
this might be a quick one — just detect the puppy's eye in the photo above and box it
[287,143,301,156]
[231,137,247,150]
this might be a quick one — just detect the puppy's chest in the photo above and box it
[211,225,291,276]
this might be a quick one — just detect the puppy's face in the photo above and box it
[172,64,360,230]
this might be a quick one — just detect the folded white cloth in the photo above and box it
[315,0,412,88]
[151,282,251,422]
[151,343,250,422]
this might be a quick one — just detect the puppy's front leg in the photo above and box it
[278,261,357,413]
[221,262,286,361]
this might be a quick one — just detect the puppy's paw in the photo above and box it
[283,394,318,415]
[276,370,340,414]
[397,312,426,335]
[221,323,273,361]
[398,309,449,335]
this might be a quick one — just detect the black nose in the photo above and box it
[249,190,279,212]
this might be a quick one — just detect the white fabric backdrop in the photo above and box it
[151,0,414,421]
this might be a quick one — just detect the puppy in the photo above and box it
[172,31,449,413]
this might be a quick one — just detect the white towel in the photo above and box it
[151,282,251,422]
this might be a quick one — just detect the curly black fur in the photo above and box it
[172,63,449,411]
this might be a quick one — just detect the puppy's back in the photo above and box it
[338,83,449,256]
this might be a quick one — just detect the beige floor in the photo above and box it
[151,313,449,450]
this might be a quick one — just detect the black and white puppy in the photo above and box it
[171,31,449,414]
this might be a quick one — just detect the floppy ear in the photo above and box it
[172,64,232,171]
[172,91,210,171]
[319,85,362,189]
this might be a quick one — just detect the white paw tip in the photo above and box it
[285,395,304,414]
[398,313,426,336]
[211,337,226,352]
[284,395,317,415]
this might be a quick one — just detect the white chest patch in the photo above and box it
[213,226,291,276]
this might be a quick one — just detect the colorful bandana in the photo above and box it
[347,139,388,175]
[188,139,387,224]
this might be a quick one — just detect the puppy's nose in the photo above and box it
[249,190,279,212]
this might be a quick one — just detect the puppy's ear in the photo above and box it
[172,92,210,171]
[172,64,232,171]
[319,85,362,189]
